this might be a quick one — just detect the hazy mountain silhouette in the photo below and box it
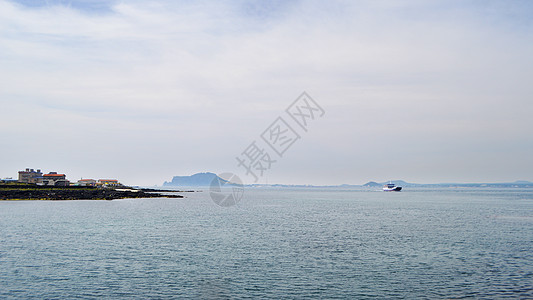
[163,173,533,188]
[163,172,221,187]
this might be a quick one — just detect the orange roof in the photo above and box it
[44,174,65,177]
[99,179,118,182]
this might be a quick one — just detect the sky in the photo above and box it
[1,0,532,186]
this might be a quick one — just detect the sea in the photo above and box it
[0,187,532,299]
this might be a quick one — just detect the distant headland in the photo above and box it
[162,173,533,188]
[163,172,220,187]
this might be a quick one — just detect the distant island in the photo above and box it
[164,172,222,187]
[162,173,533,188]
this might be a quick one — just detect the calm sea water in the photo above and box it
[1,188,532,299]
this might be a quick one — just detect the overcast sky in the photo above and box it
[1,0,532,186]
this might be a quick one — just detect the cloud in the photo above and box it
[1,0,532,185]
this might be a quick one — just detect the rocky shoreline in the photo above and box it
[0,184,185,200]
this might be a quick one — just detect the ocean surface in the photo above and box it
[1,187,532,299]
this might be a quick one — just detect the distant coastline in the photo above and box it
[0,183,186,201]
[162,173,533,189]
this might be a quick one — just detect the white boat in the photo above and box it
[383,182,402,192]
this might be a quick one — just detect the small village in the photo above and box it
[1,168,121,188]
[0,168,184,201]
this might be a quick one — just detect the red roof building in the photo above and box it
[38,172,69,186]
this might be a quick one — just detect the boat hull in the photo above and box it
[383,187,402,192]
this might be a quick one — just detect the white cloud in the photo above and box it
[1,0,532,185]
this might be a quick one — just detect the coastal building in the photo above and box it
[78,179,97,186]
[98,179,121,187]
[18,168,43,184]
[37,172,70,186]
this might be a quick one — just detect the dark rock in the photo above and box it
[0,185,184,200]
